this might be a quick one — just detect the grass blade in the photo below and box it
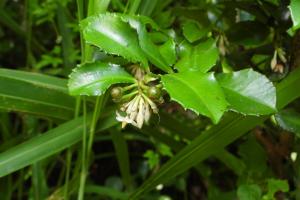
[0,112,118,177]
[85,185,129,199]
[110,129,132,190]
[0,68,75,120]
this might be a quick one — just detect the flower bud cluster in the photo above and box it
[112,66,162,129]
[116,93,158,128]
[271,48,287,74]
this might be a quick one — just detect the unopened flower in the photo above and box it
[271,48,286,74]
[116,93,158,129]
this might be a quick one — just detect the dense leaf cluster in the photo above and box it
[0,0,300,200]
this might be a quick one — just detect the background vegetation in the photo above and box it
[0,0,300,199]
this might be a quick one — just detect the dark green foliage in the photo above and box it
[0,0,300,199]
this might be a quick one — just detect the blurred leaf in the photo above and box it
[32,161,48,199]
[289,0,300,30]
[238,135,267,172]
[263,179,289,200]
[80,13,148,66]
[264,0,280,5]
[182,20,208,42]
[217,69,277,115]
[158,143,173,157]
[275,109,300,136]
[0,111,118,177]
[226,21,270,47]
[215,149,246,176]
[68,62,135,96]
[237,184,262,200]
[144,150,160,169]
[110,129,132,189]
[85,185,129,199]
[161,71,228,123]
[175,38,219,72]
[0,68,75,120]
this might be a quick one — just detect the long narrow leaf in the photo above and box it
[0,68,75,120]
[110,129,132,190]
[0,113,118,177]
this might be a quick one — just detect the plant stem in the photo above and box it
[86,96,103,165]
[76,0,110,198]
[78,98,87,200]
[76,0,85,61]
[64,97,81,199]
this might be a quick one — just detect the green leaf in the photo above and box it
[159,38,176,66]
[123,15,173,73]
[161,71,228,123]
[182,20,208,42]
[143,150,160,169]
[237,184,262,200]
[0,111,118,177]
[0,68,75,120]
[175,38,219,73]
[263,179,289,200]
[80,13,148,67]
[238,135,267,172]
[85,185,129,199]
[129,67,300,199]
[68,62,135,96]
[275,109,300,136]
[110,129,132,190]
[217,69,277,115]
[214,149,246,176]
[289,0,300,30]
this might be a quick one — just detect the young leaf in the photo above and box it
[137,26,173,73]
[68,62,135,96]
[122,15,173,73]
[275,109,300,136]
[217,69,276,115]
[263,179,289,200]
[175,38,219,73]
[161,71,228,123]
[182,20,208,42]
[237,184,262,200]
[80,14,148,67]
[289,0,300,30]
[159,38,176,66]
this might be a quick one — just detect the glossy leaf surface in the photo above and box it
[68,62,135,96]
[182,20,208,42]
[217,69,276,115]
[80,13,148,66]
[159,38,176,67]
[161,71,228,123]
[130,67,300,199]
[175,38,219,73]
[123,15,173,73]
[289,0,300,30]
